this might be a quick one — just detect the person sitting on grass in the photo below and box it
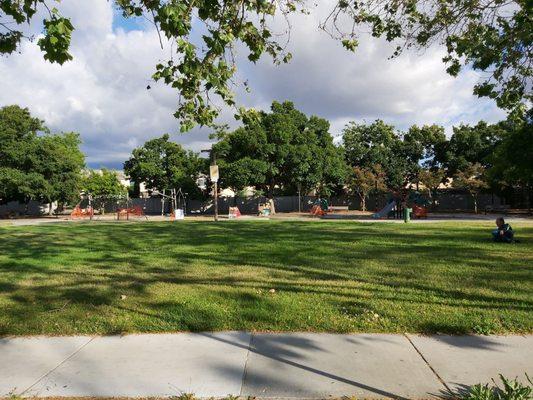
[492,217,514,243]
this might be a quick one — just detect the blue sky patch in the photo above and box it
[112,9,146,32]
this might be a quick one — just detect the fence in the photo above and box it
[0,191,521,217]
[135,192,509,215]
[0,201,52,216]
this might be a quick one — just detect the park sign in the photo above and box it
[210,165,219,182]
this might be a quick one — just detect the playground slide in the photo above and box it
[372,201,396,219]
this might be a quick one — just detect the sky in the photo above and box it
[0,0,507,169]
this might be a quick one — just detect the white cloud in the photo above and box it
[238,7,507,134]
[0,0,507,168]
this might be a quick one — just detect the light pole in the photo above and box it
[201,148,219,222]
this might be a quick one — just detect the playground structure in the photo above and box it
[71,193,149,221]
[372,201,396,219]
[70,205,94,219]
[310,198,329,216]
[372,191,430,220]
[228,206,241,219]
[412,204,428,218]
[117,205,147,220]
[153,188,187,220]
[258,199,275,217]
[70,193,95,219]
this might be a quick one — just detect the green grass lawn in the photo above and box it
[0,220,532,336]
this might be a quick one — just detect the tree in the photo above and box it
[347,165,386,211]
[0,168,48,205]
[343,120,418,190]
[213,101,346,198]
[444,122,502,176]
[488,109,533,191]
[418,168,446,208]
[2,1,529,129]
[124,134,204,198]
[0,105,44,204]
[82,169,127,197]
[35,132,85,209]
[81,169,127,214]
[453,163,489,213]
[283,115,347,197]
[403,125,447,169]
[0,105,84,208]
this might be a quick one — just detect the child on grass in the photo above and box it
[492,217,515,243]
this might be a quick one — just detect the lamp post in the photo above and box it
[201,148,218,222]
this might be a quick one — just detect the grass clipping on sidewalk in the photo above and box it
[0,220,531,336]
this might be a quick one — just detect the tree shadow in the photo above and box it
[0,221,532,336]
[202,332,420,399]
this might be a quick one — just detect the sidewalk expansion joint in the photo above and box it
[21,336,96,396]
[239,332,253,397]
[403,334,452,395]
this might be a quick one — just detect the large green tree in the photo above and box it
[2,0,529,129]
[213,101,346,197]
[35,132,85,206]
[403,124,447,170]
[343,120,415,190]
[124,134,204,198]
[488,108,533,191]
[0,105,85,207]
[442,121,502,175]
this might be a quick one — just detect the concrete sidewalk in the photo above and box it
[0,333,531,399]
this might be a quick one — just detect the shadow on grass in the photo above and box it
[0,221,532,336]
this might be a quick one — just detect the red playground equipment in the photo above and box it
[228,206,241,219]
[70,205,94,219]
[117,205,147,220]
[412,205,428,218]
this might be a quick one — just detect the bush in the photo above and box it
[463,374,532,400]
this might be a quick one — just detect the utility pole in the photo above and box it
[213,181,218,222]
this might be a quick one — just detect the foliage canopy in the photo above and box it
[2,0,530,130]
[213,101,346,197]
[124,134,205,198]
[0,105,85,205]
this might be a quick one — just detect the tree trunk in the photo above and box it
[268,198,276,215]
[267,183,274,200]
[473,194,478,214]
[359,193,366,212]
[430,189,437,209]
[266,183,275,215]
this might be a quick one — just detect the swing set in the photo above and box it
[71,192,147,220]
[152,188,187,220]
[116,205,147,220]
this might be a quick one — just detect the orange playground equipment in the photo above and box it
[310,198,330,217]
[117,205,146,220]
[310,204,327,216]
[70,205,94,219]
